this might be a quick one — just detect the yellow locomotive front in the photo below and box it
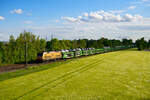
[42,51,62,60]
[37,51,62,61]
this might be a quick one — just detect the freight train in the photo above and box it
[37,45,134,61]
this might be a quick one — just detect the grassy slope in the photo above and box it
[0,49,150,100]
[0,60,72,81]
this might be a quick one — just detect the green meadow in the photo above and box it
[0,49,150,100]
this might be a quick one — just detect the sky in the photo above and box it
[0,0,150,41]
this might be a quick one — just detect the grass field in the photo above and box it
[0,49,150,100]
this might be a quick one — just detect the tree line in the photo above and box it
[135,37,150,51]
[0,31,46,64]
[46,38,133,51]
[0,31,149,65]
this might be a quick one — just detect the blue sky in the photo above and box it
[0,0,150,41]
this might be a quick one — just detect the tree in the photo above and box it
[39,39,46,52]
[136,37,147,50]
[148,40,150,49]
[51,38,61,51]
[0,42,4,64]
[122,39,133,47]
[46,41,51,51]
[97,39,104,48]
[77,39,86,48]
[101,38,110,47]
[6,35,16,63]
[87,40,97,48]
[0,31,46,64]
[72,40,78,49]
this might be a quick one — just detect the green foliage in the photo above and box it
[51,38,61,51]
[135,37,148,50]
[0,31,46,64]
[101,38,110,47]
[77,39,86,48]
[0,42,4,64]
[45,37,133,51]
[122,39,133,46]
[148,40,150,49]
[60,40,72,50]
[87,40,98,48]
[97,39,104,48]
[72,40,78,49]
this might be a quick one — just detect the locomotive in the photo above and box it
[37,45,134,61]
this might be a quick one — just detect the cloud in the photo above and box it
[88,12,103,20]
[122,14,143,22]
[147,4,150,6]
[109,10,126,14]
[142,0,149,2]
[62,10,143,23]
[58,10,150,41]
[61,17,77,22]
[0,16,5,20]
[26,12,32,16]
[130,0,150,10]
[10,9,23,14]
[128,6,136,10]
[131,1,143,4]
[118,24,150,31]
[0,33,9,41]
[24,20,33,24]
[22,21,150,41]
[2,18,150,41]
